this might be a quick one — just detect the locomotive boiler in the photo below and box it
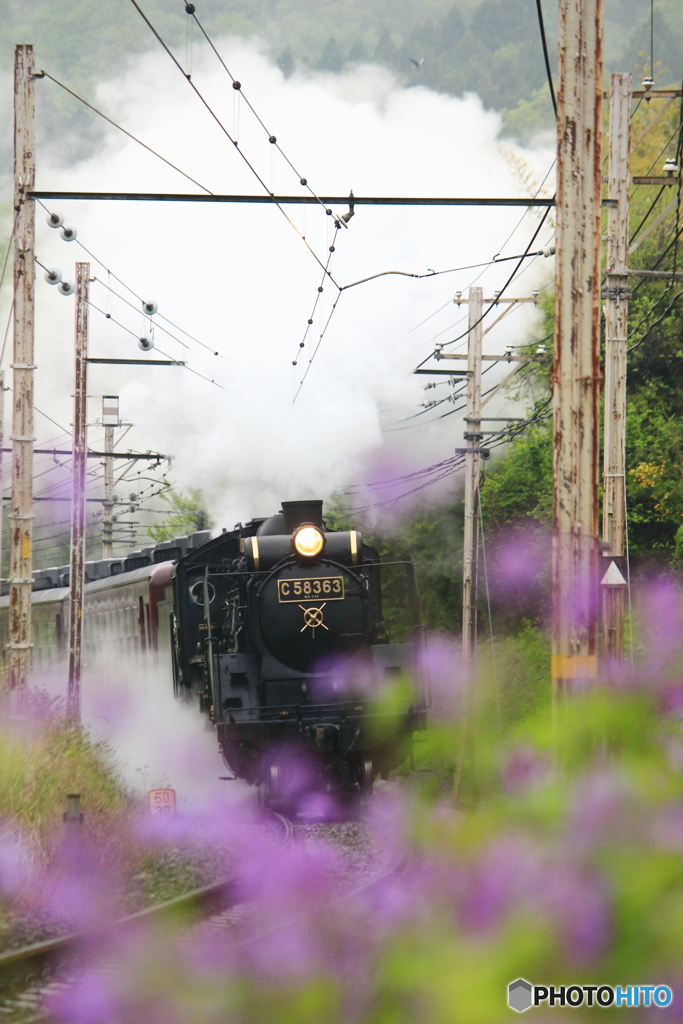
[171,499,427,805]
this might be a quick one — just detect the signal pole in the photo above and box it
[8,45,36,694]
[67,262,89,721]
[462,286,483,668]
[601,73,632,661]
[551,0,603,702]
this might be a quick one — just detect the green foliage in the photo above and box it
[327,498,464,636]
[147,488,211,543]
[479,419,553,529]
[0,701,130,867]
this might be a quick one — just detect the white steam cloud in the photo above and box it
[24,40,553,528]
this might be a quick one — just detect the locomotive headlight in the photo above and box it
[293,525,325,559]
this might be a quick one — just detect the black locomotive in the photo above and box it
[171,499,427,804]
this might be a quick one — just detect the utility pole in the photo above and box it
[67,262,89,721]
[101,396,119,558]
[602,73,632,661]
[462,286,483,667]
[8,45,36,694]
[551,0,604,701]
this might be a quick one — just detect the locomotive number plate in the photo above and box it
[277,577,345,603]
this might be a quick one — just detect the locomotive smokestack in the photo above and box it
[281,499,324,533]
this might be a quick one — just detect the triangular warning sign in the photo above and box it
[600,560,628,587]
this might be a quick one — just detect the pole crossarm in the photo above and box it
[0,448,166,460]
[29,191,556,208]
[86,358,185,365]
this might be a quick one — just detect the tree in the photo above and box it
[147,488,211,543]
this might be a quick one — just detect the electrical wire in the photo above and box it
[34,256,222,389]
[183,4,333,221]
[128,0,339,282]
[33,196,225,364]
[415,207,553,371]
[41,71,213,195]
[535,0,557,116]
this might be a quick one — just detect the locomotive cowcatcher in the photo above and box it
[171,499,427,805]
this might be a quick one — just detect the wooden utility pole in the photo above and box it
[551,0,603,700]
[8,45,36,694]
[67,263,89,721]
[0,372,5,586]
[601,73,632,661]
[462,287,483,668]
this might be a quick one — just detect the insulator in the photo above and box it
[542,245,555,258]
[44,266,62,285]
[138,335,155,352]
[60,224,78,242]
[129,493,138,502]
[142,300,158,316]
[58,279,75,296]
[46,211,63,229]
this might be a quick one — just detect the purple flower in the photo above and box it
[501,745,550,794]
[415,636,467,719]
[46,967,117,1024]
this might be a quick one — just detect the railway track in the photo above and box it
[0,813,400,1021]
[0,810,294,1021]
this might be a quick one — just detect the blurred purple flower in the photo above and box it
[538,862,611,964]
[639,579,683,672]
[415,636,467,719]
[494,530,549,590]
[0,825,30,896]
[46,966,117,1024]
[34,837,121,934]
[457,837,539,933]
[501,745,550,793]
[565,771,632,852]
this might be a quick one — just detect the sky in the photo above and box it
[4,36,555,534]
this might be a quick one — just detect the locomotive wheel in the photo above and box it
[359,757,374,793]
[269,765,282,802]
[259,764,283,810]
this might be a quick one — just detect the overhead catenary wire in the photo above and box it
[534,0,557,116]
[127,0,340,283]
[414,206,554,371]
[41,71,213,195]
[34,255,222,388]
[409,159,556,337]
[183,3,333,221]
[32,196,225,364]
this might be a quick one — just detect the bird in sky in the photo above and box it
[409,57,425,69]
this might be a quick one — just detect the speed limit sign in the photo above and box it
[147,788,177,818]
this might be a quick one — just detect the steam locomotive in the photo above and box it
[172,499,427,804]
[0,499,427,805]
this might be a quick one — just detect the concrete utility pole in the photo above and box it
[101,396,119,558]
[551,0,604,700]
[462,287,483,668]
[601,73,632,661]
[67,263,89,721]
[8,45,36,693]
